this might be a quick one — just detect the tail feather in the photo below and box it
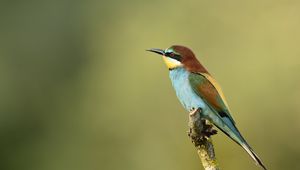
[210,115,267,170]
[241,143,267,170]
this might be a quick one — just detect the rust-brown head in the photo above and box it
[147,45,208,73]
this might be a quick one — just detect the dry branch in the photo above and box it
[188,109,220,170]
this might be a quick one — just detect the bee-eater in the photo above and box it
[147,45,266,170]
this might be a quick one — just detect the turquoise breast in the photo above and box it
[169,67,208,113]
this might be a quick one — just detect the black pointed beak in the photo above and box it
[146,48,165,56]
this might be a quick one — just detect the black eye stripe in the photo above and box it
[165,52,182,61]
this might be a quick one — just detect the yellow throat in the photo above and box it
[163,56,182,69]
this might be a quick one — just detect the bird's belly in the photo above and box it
[175,84,206,111]
[169,68,208,112]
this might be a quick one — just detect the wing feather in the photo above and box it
[188,72,235,124]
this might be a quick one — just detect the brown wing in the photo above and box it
[188,72,235,123]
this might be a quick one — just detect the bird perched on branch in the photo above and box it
[147,45,266,170]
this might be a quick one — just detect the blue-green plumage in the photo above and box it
[170,67,238,137]
[169,67,266,170]
[169,67,207,112]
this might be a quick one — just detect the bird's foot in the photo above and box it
[201,119,218,137]
[188,107,217,138]
[189,107,201,116]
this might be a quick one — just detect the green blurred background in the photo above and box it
[1,0,300,170]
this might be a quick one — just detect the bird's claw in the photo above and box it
[188,107,217,138]
[189,107,201,116]
[201,119,217,137]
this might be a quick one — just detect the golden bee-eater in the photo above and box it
[147,45,266,170]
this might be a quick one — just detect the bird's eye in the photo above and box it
[166,52,181,61]
[169,52,175,57]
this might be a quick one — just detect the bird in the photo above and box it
[147,45,266,170]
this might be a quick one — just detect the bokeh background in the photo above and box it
[1,0,300,170]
